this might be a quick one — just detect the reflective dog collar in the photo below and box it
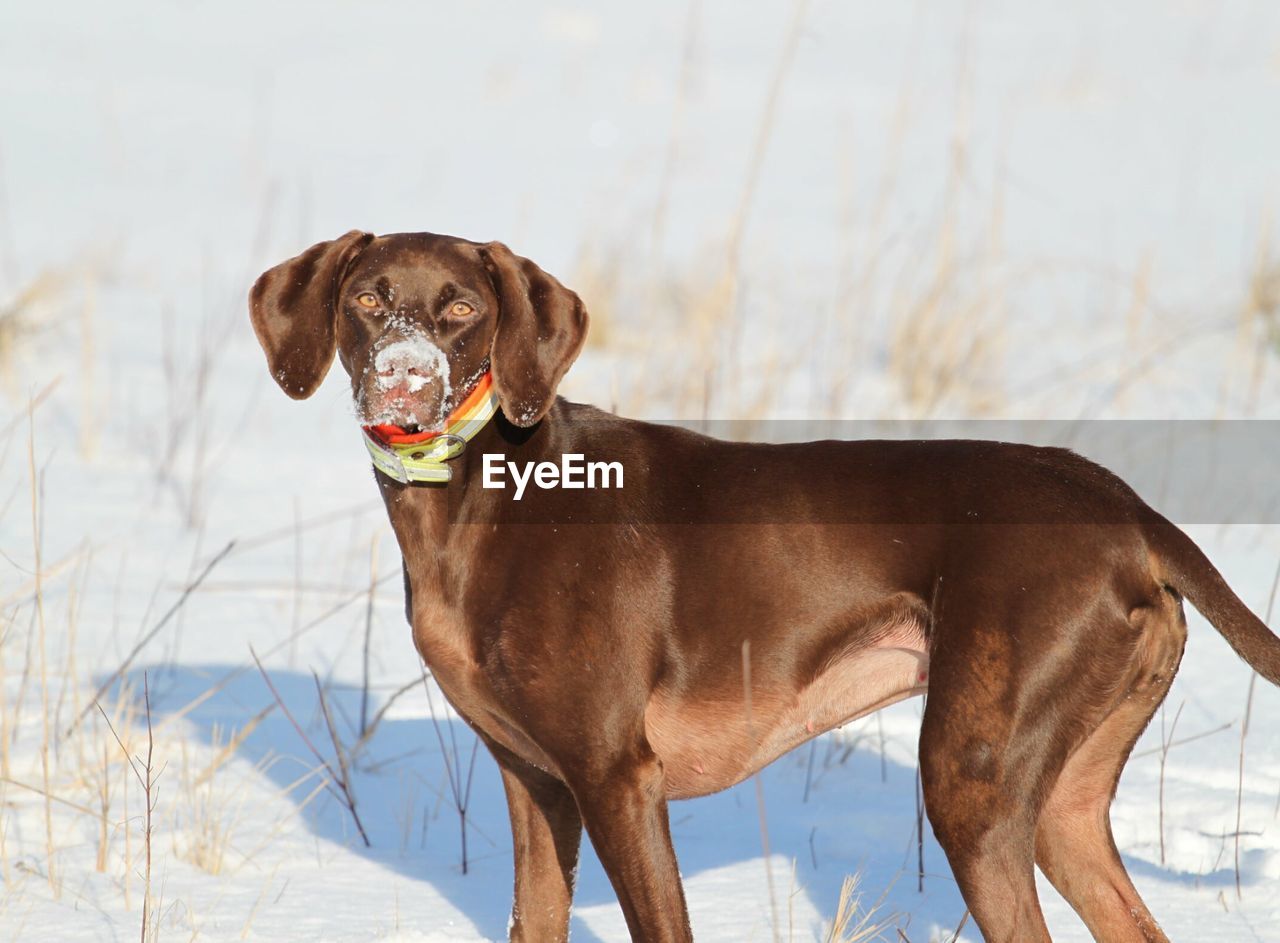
[361,372,500,484]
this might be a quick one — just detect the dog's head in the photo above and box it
[249,231,588,430]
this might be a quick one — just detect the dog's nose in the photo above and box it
[377,366,424,377]
[373,338,448,390]
[377,362,430,380]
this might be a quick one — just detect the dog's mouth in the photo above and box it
[358,394,448,434]
[372,418,442,439]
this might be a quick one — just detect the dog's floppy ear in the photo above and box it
[480,242,589,427]
[249,230,374,399]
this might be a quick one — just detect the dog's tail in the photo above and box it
[1143,508,1280,686]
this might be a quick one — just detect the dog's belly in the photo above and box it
[646,632,929,800]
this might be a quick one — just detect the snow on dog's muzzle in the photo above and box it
[361,335,452,428]
[374,336,451,395]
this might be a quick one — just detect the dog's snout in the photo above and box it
[359,334,454,427]
[372,337,449,389]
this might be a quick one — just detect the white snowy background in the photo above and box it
[1,1,1279,940]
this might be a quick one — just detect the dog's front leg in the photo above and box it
[569,745,692,943]
[488,739,583,943]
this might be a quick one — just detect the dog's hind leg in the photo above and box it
[919,690,1054,943]
[917,596,1109,943]
[1033,601,1185,943]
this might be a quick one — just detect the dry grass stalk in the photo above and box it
[885,205,1006,416]
[123,735,131,912]
[1157,701,1185,866]
[0,375,60,458]
[865,18,1010,419]
[690,0,809,413]
[947,910,971,942]
[742,639,781,943]
[420,669,479,873]
[828,34,918,410]
[177,740,239,874]
[0,271,62,384]
[1233,556,1280,898]
[156,567,399,736]
[914,769,925,893]
[141,682,159,941]
[28,404,56,898]
[725,0,809,276]
[93,735,113,872]
[647,0,700,280]
[250,648,370,847]
[1132,720,1234,761]
[79,273,99,459]
[0,775,96,816]
[1124,252,1153,351]
[1233,670,1257,901]
[0,785,11,891]
[573,242,625,353]
[71,540,235,736]
[395,773,419,856]
[1236,215,1280,409]
[99,673,160,943]
[313,672,363,835]
[233,761,330,870]
[240,864,281,940]
[0,541,83,613]
[351,676,421,759]
[0,608,12,781]
[823,873,897,943]
[360,536,379,737]
[55,547,91,751]
[191,706,272,790]
[172,711,270,877]
[290,497,302,667]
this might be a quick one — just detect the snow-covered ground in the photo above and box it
[2,2,1279,940]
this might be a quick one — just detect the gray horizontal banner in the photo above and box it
[678,419,1280,525]
[442,420,1279,525]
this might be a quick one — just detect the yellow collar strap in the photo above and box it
[361,372,500,484]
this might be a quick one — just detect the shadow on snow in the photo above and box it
[110,664,1241,941]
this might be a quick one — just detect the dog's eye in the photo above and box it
[356,292,379,309]
[449,301,475,317]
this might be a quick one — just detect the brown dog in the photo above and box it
[251,230,1280,943]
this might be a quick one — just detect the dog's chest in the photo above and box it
[409,598,558,773]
